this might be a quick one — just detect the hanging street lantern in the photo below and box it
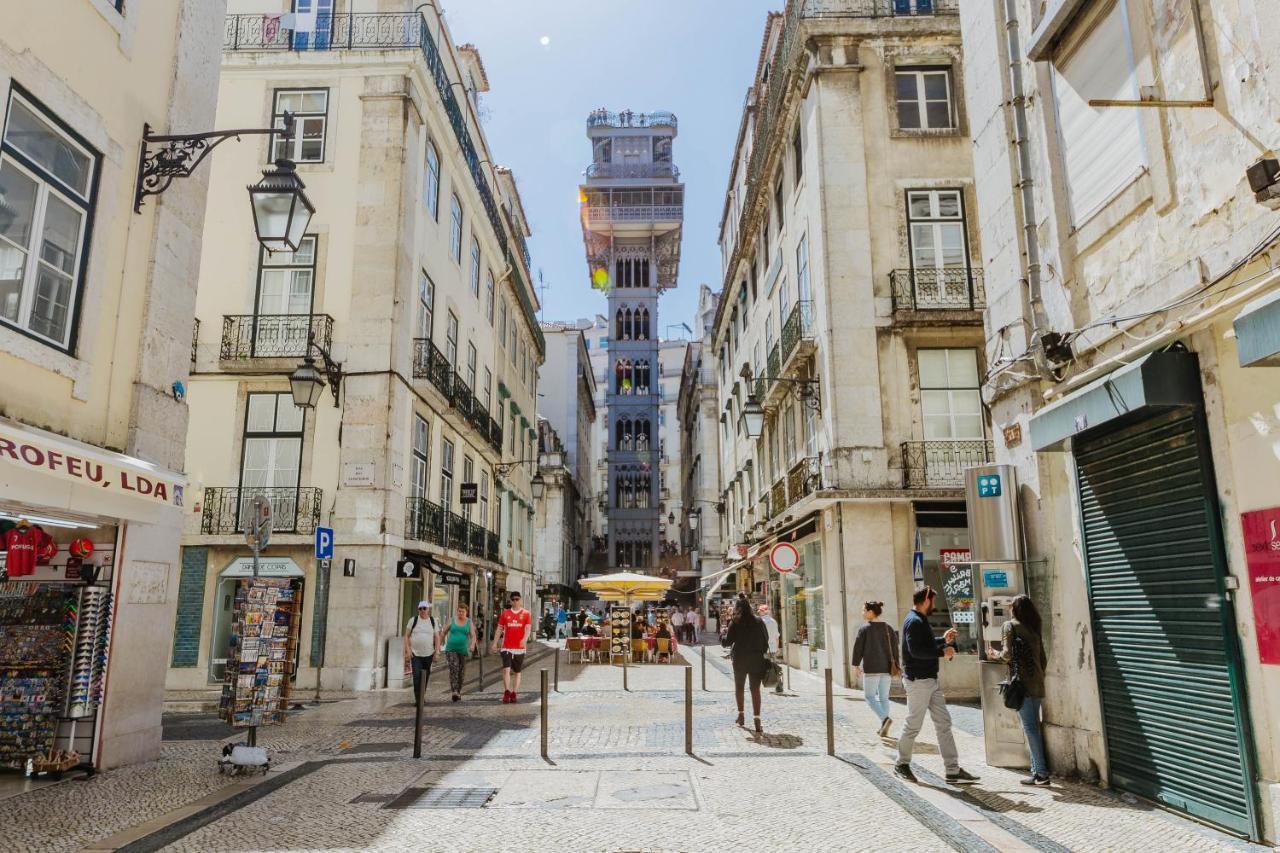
[248,159,315,253]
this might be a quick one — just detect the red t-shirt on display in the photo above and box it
[3,527,40,577]
[498,608,531,653]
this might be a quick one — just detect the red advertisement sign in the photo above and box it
[1241,507,1280,665]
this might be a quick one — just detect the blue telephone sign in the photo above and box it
[976,474,1002,497]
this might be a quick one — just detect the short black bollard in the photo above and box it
[540,668,549,760]
[700,644,707,691]
[685,666,694,755]
[824,668,834,757]
[554,644,560,692]
[413,670,424,759]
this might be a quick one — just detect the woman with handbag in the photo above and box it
[987,595,1050,786]
[851,601,899,737]
[723,594,769,733]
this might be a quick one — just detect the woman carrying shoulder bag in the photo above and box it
[851,601,899,738]
[724,594,769,733]
[987,595,1050,786]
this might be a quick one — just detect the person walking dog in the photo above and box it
[851,600,899,737]
[443,603,478,702]
[895,586,980,786]
[987,595,1050,786]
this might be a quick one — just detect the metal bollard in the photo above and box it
[685,666,694,755]
[700,644,707,691]
[824,668,834,757]
[554,644,560,693]
[540,668,549,760]
[413,672,424,759]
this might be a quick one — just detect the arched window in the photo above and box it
[623,308,633,340]
[615,308,625,338]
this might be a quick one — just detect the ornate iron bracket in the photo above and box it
[494,459,539,478]
[134,113,294,212]
[307,332,343,406]
[754,376,822,412]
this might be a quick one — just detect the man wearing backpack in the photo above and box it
[403,600,439,698]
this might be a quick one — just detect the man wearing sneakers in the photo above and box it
[895,586,979,786]
[491,591,532,703]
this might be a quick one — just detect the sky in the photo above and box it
[441,0,780,336]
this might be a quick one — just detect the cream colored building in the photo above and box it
[711,3,985,689]
[961,0,1280,840]
[0,1,226,770]
[167,2,542,695]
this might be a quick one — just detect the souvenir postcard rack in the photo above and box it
[218,578,302,728]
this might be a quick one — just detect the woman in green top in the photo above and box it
[442,603,479,702]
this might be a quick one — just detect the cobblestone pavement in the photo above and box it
[0,640,1267,852]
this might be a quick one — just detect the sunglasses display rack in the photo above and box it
[0,583,77,770]
[66,587,111,719]
[218,578,302,729]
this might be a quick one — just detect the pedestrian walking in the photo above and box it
[723,594,769,733]
[852,600,900,737]
[987,595,1050,786]
[895,586,980,785]
[402,601,438,698]
[491,591,532,703]
[670,606,685,644]
[443,603,478,702]
[757,604,783,692]
[554,604,568,640]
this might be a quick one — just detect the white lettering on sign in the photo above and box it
[0,426,184,507]
[126,561,170,604]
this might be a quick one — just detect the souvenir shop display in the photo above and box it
[218,578,302,728]
[0,584,77,769]
[66,587,111,719]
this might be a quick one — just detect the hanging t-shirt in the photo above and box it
[3,526,40,577]
[497,608,531,653]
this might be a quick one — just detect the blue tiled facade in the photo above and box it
[171,546,208,667]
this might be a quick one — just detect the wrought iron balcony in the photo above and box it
[585,162,680,180]
[901,440,994,489]
[411,338,454,400]
[781,301,815,362]
[220,314,333,360]
[770,478,788,519]
[488,416,503,453]
[406,496,444,545]
[767,344,781,383]
[586,109,677,130]
[890,268,985,312]
[470,398,490,436]
[447,512,469,552]
[451,373,473,417]
[787,456,821,506]
[468,521,487,558]
[486,531,499,563]
[201,486,322,535]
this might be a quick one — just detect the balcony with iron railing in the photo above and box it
[900,440,994,489]
[468,521,487,558]
[220,314,333,361]
[763,343,785,407]
[585,162,680,180]
[201,486,323,536]
[451,373,473,418]
[405,496,445,545]
[448,512,470,553]
[780,300,815,370]
[486,531,500,563]
[890,267,985,315]
[582,188,684,227]
[586,110,677,130]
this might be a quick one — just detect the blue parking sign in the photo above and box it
[977,474,1002,497]
[315,526,334,559]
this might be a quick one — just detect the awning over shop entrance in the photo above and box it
[219,556,305,578]
[1028,349,1202,451]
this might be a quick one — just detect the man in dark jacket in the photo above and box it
[894,586,979,785]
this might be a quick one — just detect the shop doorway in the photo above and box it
[209,557,304,683]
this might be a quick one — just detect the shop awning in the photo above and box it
[1028,350,1202,452]
[219,556,304,578]
[698,563,736,598]
[1233,289,1280,367]
[0,417,186,525]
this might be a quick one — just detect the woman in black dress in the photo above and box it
[724,594,769,733]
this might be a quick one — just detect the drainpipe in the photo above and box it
[836,502,851,687]
[1003,0,1050,363]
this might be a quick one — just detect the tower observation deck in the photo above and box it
[581,108,684,573]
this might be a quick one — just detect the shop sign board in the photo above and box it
[769,542,799,574]
[1242,507,1280,664]
[939,548,974,625]
[397,558,421,579]
[460,483,478,504]
[976,473,1002,497]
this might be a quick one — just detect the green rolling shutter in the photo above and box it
[1076,408,1258,838]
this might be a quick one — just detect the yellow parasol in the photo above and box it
[578,572,672,678]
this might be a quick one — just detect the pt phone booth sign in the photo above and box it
[1242,507,1280,664]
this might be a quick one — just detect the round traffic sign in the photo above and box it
[769,542,800,573]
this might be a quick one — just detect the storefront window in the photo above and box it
[919,527,975,651]
[782,540,824,654]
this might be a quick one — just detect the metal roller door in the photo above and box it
[1076,408,1258,838]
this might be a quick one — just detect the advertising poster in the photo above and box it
[939,548,974,625]
[1241,508,1280,665]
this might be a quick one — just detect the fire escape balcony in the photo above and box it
[220,314,333,361]
[900,440,994,489]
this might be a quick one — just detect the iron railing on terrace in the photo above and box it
[202,486,323,535]
[448,512,470,553]
[411,339,501,452]
[781,300,814,363]
[901,440,993,488]
[586,109,677,130]
[890,268,985,312]
[801,0,959,18]
[585,162,680,180]
[220,314,333,360]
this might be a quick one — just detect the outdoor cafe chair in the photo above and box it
[631,639,649,663]
[566,637,585,664]
[655,637,671,662]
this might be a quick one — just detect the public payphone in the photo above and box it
[965,464,1031,769]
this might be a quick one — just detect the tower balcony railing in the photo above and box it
[802,0,959,18]
[901,440,994,488]
[587,206,684,224]
[890,267,985,313]
[220,313,333,361]
[586,109,677,130]
[585,162,680,180]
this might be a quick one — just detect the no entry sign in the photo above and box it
[770,542,800,574]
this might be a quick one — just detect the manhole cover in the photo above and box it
[384,786,498,809]
[340,741,411,754]
[349,792,396,804]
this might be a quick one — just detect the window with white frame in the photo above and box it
[509,326,517,365]
[498,299,508,343]
[895,68,954,130]
[480,471,490,528]
[484,368,492,410]
[1050,1,1146,225]
[796,233,810,304]
[485,270,495,324]
[918,348,983,441]
[423,139,440,220]
[793,122,803,184]
[411,414,430,500]
[462,455,474,521]
[0,90,97,349]
[446,310,459,367]
[271,89,327,163]
[449,194,463,262]
[907,189,968,272]
[240,393,305,528]
[466,342,477,391]
[417,271,434,340]
[440,438,455,514]
[469,237,481,297]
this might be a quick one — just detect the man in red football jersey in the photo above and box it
[491,591,532,703]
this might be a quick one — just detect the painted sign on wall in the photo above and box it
[1241,507,1280,665]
